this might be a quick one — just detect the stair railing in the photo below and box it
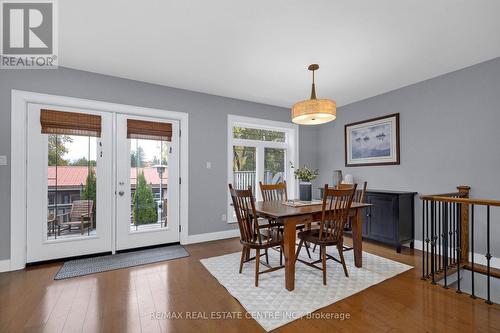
[420,186,499,304]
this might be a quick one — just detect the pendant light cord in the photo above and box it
[310,68,317,100]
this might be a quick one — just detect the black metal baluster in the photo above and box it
[451,202,455,265]
[443,202,448,289]
[421,200,426,280]
[438,202,442,272]
[485,206,492,305]
[431,201,436,284]
[470,204,476,299]
[425,200,430,278]
[456,203,461,294]
[446,202,454,268]
[455,201,458,266]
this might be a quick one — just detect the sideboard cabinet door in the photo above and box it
[366,194,398,244]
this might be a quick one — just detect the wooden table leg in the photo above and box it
[283,217,297,291]
[351,208,363,268]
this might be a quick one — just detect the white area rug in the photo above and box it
[201,247,412,331]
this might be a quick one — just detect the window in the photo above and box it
[227,115,298,222]
[233,126,286,142]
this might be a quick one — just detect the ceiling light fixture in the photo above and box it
[291,64,336,125]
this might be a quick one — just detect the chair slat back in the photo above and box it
[338,182,367,203]
[259,181,288,202]
[229,184,260,244]
[354,181,367,203]
[70,200,93,220]
[319,184,357,242]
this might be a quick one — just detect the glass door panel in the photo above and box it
[263,148,286,185]
[232,146,256,193]
[47,135,98,240]
[129,138,169,232]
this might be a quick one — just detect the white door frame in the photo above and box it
[115,113,180,250]
[10,90,189,270]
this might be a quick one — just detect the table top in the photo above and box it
[254,200,372,219]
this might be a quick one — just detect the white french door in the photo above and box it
[27,104,113,262]
[26,105,180,262]
[115,114,180,250]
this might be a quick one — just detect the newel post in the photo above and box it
[457,185,470,263]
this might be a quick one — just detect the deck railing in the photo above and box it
[233,171,284,191]
[420,186,499,304]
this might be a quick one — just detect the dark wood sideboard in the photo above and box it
[361,190,417,253]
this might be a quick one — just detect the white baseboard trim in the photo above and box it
[184,229,239,245]
[0,259,11,273]
[410,240,500,270]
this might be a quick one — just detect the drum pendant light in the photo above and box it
[291,64,336,125]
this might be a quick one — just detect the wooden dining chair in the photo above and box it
[229,184,284,287]
[338,182,367,248]
[338,182,367,203]
[259,181,288,202]
[259,181,312,259]
[313,182,367,254]
[295,184,357,285]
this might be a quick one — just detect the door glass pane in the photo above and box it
[47,134,97,240]
[233,126,286,142]
[129,138,169,232]
[232,146,256,193]
[263,148,286,184]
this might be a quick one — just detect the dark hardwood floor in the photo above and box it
[0,237,499,333]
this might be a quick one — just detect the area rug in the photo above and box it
[201,248,412,331]
[55,245,189,280]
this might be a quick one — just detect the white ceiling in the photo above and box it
[60,0,500,108]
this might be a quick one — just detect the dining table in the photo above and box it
[254,200,372,291]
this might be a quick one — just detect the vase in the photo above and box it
[299,181,312,201]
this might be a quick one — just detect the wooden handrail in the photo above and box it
[422,191,465,198]
[419,195,500,207]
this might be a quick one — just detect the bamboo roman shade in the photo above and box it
[127,119,172,141]
[40,109,102,137]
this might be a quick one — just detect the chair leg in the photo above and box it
[337,244,349,277]
[295,239,304,261]
[312,244,317,253]
[280,245,283,266]
[239,246,246,274]
[265,248,269,265]
[255,248,260,287]
[321,245,327,285]
[304,242,312,259]
[244,246,250,261]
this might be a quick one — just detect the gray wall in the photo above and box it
[0,67,315,260]
[317,57,500,255]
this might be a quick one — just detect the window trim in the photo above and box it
[227,115,299,223]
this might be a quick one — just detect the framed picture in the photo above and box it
[345,113,400,167]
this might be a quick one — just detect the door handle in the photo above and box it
[118,191,125,196]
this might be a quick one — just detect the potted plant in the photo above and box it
[291,163,319,201]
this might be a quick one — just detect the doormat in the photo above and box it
[54,245,189,280]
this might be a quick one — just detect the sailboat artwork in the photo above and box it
[344,113,400,167]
